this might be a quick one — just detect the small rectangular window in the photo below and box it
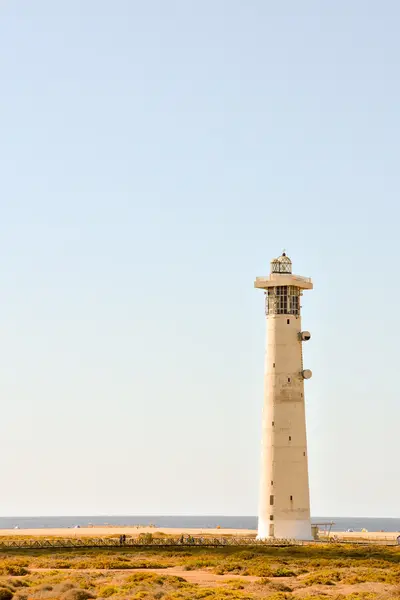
[303,452,306,456]
[271,480,273,485]
[272,421,274,426]
[273,362,275,368]
[270,495,274,505]
[269,515,274,521]
[290,495,293,501]
[288,377,291,383]
[289,436,291,441]
[287,319,290,324]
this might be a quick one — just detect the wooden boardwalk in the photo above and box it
[0,537,396,550]
[0,537,294,550]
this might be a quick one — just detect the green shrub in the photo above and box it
[226,582,245,590]
[9,582,28,590]
[99,587,118,598]
[0,589,13,600]
[126,573,156,583]
[236,552,256,561]
[46,561,71,569]
[184,559,216,570]
[270,582,292,592]
[250,565,273,577]
[342,594,378,600]
[273,567,297,577]
[62,590,95,600]
[302,569,342,586]
[301,596,337,600]
[2,567,28,577]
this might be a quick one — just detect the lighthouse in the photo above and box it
[254,253,313,540]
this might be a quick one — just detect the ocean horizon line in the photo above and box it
[1,514,400,520]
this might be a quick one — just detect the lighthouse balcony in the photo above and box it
[254,274,313,290]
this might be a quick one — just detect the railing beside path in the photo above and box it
[0,536,397,550]
[0,537,296,549]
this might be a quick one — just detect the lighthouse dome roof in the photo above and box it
[270,252,292,274]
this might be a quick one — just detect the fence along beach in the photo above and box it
[0,526,399,544]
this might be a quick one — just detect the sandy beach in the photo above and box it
[0,526,256,538]
[0,526,398,542]
[327,530,399,542]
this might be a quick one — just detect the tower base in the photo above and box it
[257,518,312,541]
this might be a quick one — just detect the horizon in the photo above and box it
[1,514,400,520]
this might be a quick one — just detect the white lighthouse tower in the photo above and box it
[254,252,313,540]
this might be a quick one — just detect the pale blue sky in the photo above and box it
[0,1,399,517]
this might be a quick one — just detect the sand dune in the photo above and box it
[0,526,256,538]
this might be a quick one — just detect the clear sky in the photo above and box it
[0,1,399,518]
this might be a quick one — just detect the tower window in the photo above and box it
[271,480,273,485]
[270,495,274,505]
[272,421,274,426]
[290,495,293,501]
[303,452,306,456]
[287,319,290,324]
[289,436,291,441]
[288,377,291,383]
[273,363,275,368]
[269,515,274,521]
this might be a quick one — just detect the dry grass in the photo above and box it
[0,543,400,599]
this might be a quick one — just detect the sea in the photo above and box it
[1,516,400,532]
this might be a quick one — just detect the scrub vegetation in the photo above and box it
[0,543,400,599]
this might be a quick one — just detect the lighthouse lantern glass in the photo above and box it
[271,254,292,274]
[265,286,300,316]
